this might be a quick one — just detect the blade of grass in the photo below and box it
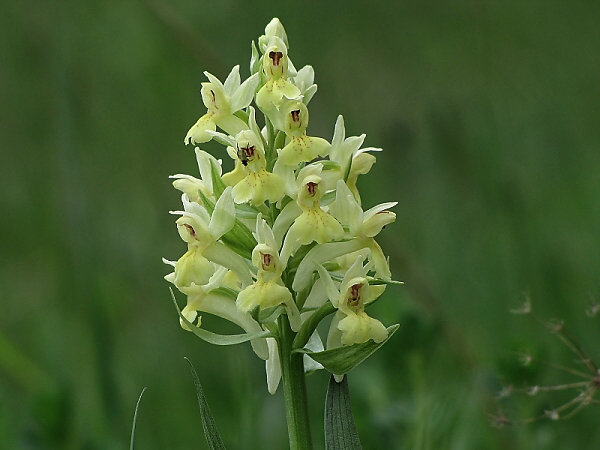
[185,358,227,450]
[130,387,147,450]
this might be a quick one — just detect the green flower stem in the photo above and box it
[278,314,314,450]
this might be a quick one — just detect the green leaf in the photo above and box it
[295,324,399,374]
[325,375,362,450]
[185,358,227,450]
[129,387,146,450]
[171,288,272,345]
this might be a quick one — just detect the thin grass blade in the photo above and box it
[130,387,147,450]
[185,358,227,450]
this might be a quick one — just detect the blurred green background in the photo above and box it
[2,0,600,448]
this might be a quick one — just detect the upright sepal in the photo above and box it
[209,187,236,240]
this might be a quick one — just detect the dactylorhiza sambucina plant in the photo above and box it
[163,18,400,450]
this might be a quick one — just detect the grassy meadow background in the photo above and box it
[1,0,600,448]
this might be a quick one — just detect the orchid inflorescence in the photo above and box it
[164,18,399,394]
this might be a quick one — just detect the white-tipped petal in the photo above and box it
[204,241,253,287]
[326,311,344,350]
[315,263,341,307]
[223,65,241,96]
[273,158,297,198]
[303,278,329,310]
[284,296,302,332]
[209,187,236,240]
[302,85,318,105]
[195,149,222,195]
[294,65,315,92]
[360,209,396,238]
[363,202,398,221]
[303,331,324,372]
[264,18,288,49]
[256,216,278,251]
[329,180,363,236]
[247,106,262,140]
[367,238,392,281]
[331,115,345,150]
[205,130,236,148]
[162,258,176,267]
[266,338,282,394]
[341,252,370,287]
[181,195,211,224]
[272,200,301,248]
[205,265,229,291]
[230,72,260,112]
[170,174,207,202]
[203,71,225,90]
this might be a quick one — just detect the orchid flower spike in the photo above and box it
[166,18,400,396]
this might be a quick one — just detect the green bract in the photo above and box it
[165,18,400,394]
